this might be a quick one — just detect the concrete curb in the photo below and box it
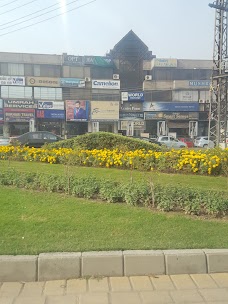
[0,249,228,282]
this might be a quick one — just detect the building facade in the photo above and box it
[0,31,212,139]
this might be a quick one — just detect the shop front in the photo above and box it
[65,100,89,137]
[36,101,65,136]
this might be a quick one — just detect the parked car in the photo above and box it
[140,137,162,146]
[194,136,215,148]
[178,137,194,148]
[0,136,10,146]
[157,136,187,148]
[10,131,63,148]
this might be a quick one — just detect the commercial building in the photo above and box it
[0,30,212,138]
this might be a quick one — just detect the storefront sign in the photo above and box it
[37,101,64,110]
[4,100,36,109]
[63,55,113,67]
[119,112,144,120]
[60,78,85,88]
[189,80,210,87]
[4,109,35,122]
[66,100,89,121]
[0,76,25,86]
[91,101,119,120]
[120,120,145,130]
[121,92,144,102]
[36,110,65,120]
[26,77,60,87]
[120,102,143,112]
[172,91,198,102]
[152,58,177,68]
[92,80,120,90]
[143,102,199,112]
[144,112,199,120]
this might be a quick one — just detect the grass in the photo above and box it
[0,185,228,255]
[1,160,228,192]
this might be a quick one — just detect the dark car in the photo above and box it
[10,131,63,148]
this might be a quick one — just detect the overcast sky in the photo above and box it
[0,0,215,59]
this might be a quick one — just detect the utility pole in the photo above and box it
[209,0,228,147]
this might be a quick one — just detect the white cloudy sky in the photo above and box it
[0,0,215,59]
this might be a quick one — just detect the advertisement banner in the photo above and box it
[152,58,177,68]
[119,112,144,120]
[0,109,3,122]
[66,100,89,121]
[26,77,60,87]
[63,55,113,67]
[36,110,65,120]
[143,102,199,112]
[4,100,36,109]
[120,120,145,130]
[120,102,143,112]
[189,80,210,87]
[91,101,119,120]
[172,91,198,102]
[144,112,199,120]
[60,78,85,88]
[4,109,35,122]
[121,92,144,102]
[0,76,25,86]
[92,79,120,90]
[37,101,64,110]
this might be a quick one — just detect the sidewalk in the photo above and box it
[0,273,228,304]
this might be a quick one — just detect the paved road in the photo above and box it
[0,273,228,303]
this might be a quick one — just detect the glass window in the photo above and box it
[34,65,41,76]
[0,63,8,75]
[24,64,33,76]
[1,86,32,98]
[34,87,62,100]
[8,63,24,76]
[40,65,61,77]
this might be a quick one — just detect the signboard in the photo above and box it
[189,80,210,87]
[119,112,144,120]
[121,92,144,102]
[120,102,143,112]
[4,109,35,122]
[36,110,65,120]
[4,100,36,109]
[144,112,199,120]
[0,76,25,86]
[63,55,113,67]
[91,101,119,120]
[143,102,199,112]
[92,79,120,90]
[37,101,64,110]
[152,58,177,68]
[120,120,145,130]
[66,100,89,121]
[60,78,85,88]
[172,91,198,102]
[26,77,60,87]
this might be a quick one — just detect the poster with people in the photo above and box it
[66,100,89,121]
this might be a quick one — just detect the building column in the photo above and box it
[3,122,10,137]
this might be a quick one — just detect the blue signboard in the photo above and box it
[143,102,199,112]
[36,110,65,120]
[60,78,85,88]
[122,92,144,102]
[189,80,210,87]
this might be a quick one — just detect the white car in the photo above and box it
[157,136,187,148]
[194,136,215,148]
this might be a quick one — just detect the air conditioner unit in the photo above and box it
[145,75,152,81]
[113,74,119,80]
[199,99,205,104]
[85,77,91,82]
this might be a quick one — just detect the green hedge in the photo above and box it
[46,132,162,151]
[1,169,227,216]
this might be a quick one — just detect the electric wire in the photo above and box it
[0,0,84,31]
[0,0,38,17]
[0,0,20,9]
[0,0,96,37]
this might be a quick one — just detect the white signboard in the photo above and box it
[37,101,64,110]
[0,76,25,86]
[92,79,120,90]
[172,91,198,102]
